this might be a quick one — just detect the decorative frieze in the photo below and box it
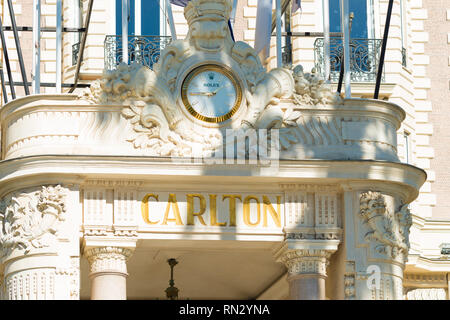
[83,180,144,188]
[82,188,113,237]
[405,288,447,300]
[403,273,448,287]
[82,186,140,238]
[284,185,342,241]
[83,189,109,226]
[113,189,138,226]
[0,185,68,258]
[284,190,314,239]
[280,184,341,192]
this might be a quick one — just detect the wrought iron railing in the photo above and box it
[104,35,172,70]
[314,37,384,82]
[72,42,80,66]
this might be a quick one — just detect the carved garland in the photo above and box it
[0,185,68,257]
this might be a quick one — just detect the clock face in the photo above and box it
[181,64,242,123]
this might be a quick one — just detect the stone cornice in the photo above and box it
[0,156,426,202]
[0,94,79,118]
[403,273,448,288]
[406,255,450,272]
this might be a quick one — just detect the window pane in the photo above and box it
[329,0,368,38]
[142,0,160,35]
[116,0,136,35]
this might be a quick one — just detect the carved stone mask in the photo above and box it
[190,19,229,52]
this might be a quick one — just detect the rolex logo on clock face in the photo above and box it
[181,64,243,124]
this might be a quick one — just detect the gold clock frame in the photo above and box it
[181,64,243,124]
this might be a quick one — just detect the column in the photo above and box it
[278,248,334,300]
[85,246,134,300]
[276,238,339,300]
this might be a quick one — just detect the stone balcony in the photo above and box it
[0,94,404,163]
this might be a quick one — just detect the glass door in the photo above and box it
[327,0,379,82]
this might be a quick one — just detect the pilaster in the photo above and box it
[342,184,413,300]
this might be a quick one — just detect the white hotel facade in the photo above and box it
[0,0,448,300]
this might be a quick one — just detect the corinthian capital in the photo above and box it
[85,246,134,275]
[278,249,334,278]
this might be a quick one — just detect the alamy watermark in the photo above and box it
[173,128,280,170]
[366,265,381,291]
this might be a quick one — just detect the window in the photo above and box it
[329,0,374,39]
[107,0,171,69]
[317,0,381,82]
[115,0,167,36]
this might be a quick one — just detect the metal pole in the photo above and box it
[6,81,90,88]
[374,0,394,99]
[339,0,351,98]
[337,12,353,94]
[271,0,290,33]
[32,0,41,94]
[122,0,128,64]
[230,0,238,26]
[276,0,282,68]
[7,0,30,95]
[69,0,94,93]
[165,0,177,40]
[0,16,15,99]
[1,26,86,32]
[272,31,342,37]
[322,0,330,82]
[135,0,141,35]
[0,66,8,103]
[55,0,62,93]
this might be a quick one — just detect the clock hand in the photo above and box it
[189,92,214,96]
[212,82,231,95]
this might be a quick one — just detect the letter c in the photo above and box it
[141,193,160,224]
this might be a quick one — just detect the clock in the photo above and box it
[181,64,243,123]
